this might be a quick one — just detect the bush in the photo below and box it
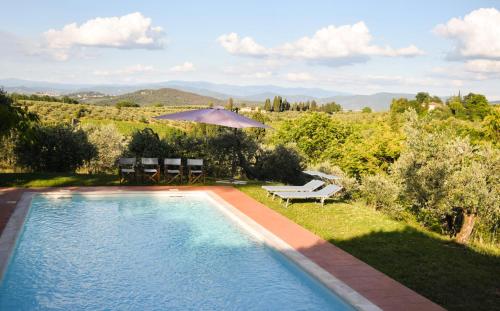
[252,145,305,185]
[309,162,360,199]
[80,124,127,173]
[126,128,171,158]
[361,174,404,219]
[15,124,96,172]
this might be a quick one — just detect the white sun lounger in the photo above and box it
[273,184,343,207]
[262,180,325,197]
[303,170,341,181]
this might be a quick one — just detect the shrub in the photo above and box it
[252,145,305,185]
[309,162,360,199]
[15,124,96,172]
[126,128,171,158]
[361,174,404,219]
[80,124,127,173]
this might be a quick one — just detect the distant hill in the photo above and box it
[1,78,447,110]
[88,88,225,106]
[322,92,416,111]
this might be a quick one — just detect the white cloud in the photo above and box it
[434,8,500,59]
[43,12,165,60]
[170,62,195,72]
[93,64,155,76]
[218,22,423,65]
[464,59,500,74]
[216,33,268,56]
[286,72,314,81]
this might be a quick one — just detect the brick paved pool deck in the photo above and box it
[0,186,445,311]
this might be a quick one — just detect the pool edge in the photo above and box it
[0,192,35,282]
[205,191,381,311]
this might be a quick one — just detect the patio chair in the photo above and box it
[164,158,183,183]
[273,184,343,207]
[141,158,160,183]
[187,159,204,184]
[118,157,137,184]
[262,180,325,198]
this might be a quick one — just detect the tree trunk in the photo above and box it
[456,213,476,244]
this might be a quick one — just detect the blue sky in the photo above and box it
[1,0,499,98]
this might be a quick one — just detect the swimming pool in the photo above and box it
[0,192,357,310]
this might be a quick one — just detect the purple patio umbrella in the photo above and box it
[154,106,270,129]
[154,106,269,181]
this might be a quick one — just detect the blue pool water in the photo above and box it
[0,193,353,310]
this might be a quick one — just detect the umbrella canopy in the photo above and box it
[154,106,270,129]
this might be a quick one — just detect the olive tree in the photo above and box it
[393,110,500,243]
[80,124,128,173]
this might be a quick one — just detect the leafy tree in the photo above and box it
[252,145,305,184]
[0,89,38,138]
[415,92,431,104]
[462,93,491,120]
[482,109,500,142]
[127,128,171,158]
[115,101,139,108]
[390,98,424,114]
[447,96,467,118]
[274,113,350,162]
[362,107,372,113]
[15,124,96,172]
[319,102,342,113]
[246,112,268,141]
[431,95,443,104]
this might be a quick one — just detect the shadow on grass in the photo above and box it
[0,173,119,187]
[326,227,499,311]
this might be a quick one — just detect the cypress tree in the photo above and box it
[264,98,271,111]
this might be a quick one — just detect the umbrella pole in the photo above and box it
[231,127,238,180]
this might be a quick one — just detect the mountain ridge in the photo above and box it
[1,78,420,111]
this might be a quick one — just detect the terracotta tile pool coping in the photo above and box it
[0,186,445,311]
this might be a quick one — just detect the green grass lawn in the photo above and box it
[0,173,498,311]
[236,184,500,311]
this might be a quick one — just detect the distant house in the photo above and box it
[35,91,59,97]
[239,107,254,113]
[427,102,442,111]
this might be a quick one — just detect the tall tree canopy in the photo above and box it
[0,89,38,138]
